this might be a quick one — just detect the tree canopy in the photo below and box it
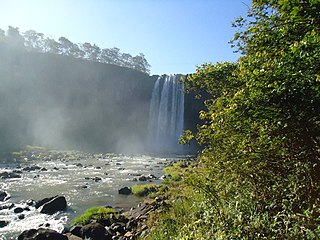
[176,0,320,238]
[0,26,151,74]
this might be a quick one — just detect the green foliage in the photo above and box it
[162,161,191,182]
[153,0,320,239]
[132,183,158,197]
[71,206,118,226]
[0,26,151,74]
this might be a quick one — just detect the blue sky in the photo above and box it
[1,0,251,75]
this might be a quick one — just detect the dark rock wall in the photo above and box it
[0,43,201,154]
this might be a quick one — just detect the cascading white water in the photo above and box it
[147,74,184,153]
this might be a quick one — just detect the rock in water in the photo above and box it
[0,191,8,201]
[35,196,56,209]
[118,187,132,195]
[0,171,21,179]
[39,196,67,214]
[0,220,9,228]
[18,228,68,240]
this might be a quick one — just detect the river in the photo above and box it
[0,149,183,239]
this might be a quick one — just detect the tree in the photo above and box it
[100,48,114,64]
[6,26,24,48]
[119,52,133,68]
[43,38,62,54]
[132,53,151,74]
[100,47,121,65]
[23,30,45,52]
[182,0,320,237]
[81,42,100,61]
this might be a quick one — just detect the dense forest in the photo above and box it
[0,26,151,74]
[143,0,320,239]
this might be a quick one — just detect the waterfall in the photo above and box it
[147,74,184,153]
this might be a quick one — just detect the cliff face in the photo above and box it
[0,43,202,154]
[0,43,158,153]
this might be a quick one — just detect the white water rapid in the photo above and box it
[147,74,185,153]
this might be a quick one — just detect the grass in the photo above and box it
[162,160,192,182]
[140,158,320,240]
[71,206,118,226]
[131,183,158,197]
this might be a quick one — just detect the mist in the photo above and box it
[0,42,158,155]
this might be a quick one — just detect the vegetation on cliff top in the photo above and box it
[144,0,320,239]
[0,26,151,74]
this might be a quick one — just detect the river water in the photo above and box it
[0,150,183,239]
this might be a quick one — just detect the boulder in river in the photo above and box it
[39,196,67,214]
[0,203,14,210]
[14,207,24,214]
[0,191,9,201]
[0,171,21,179]
[0,220,9,228]
[35,196,56,209]
[118,187,132,195]
[17,228,68,240]
[22,165,41,172]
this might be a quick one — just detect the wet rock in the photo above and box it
[124,231,133,238]
[69,225,82,237]
[147,174,158,180]
[94,177,102,182]
[84,176,102,182]
[39,196,67,214]
[64,233,82,240]
[18,228,68,240]
[0,191,9,201]
[118,187,132,195]
[128,173,141,177]
[80,222,109,240]
[24,206,31,211]
[0,203,14,210]
[111,222,125,235]
[0,220,9,228]
[138,176,147,181]
[22,165,41,172]
[0,171,21,179]
[35,196,56,209]
[26,199,35,206]
[14,207,24,213]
